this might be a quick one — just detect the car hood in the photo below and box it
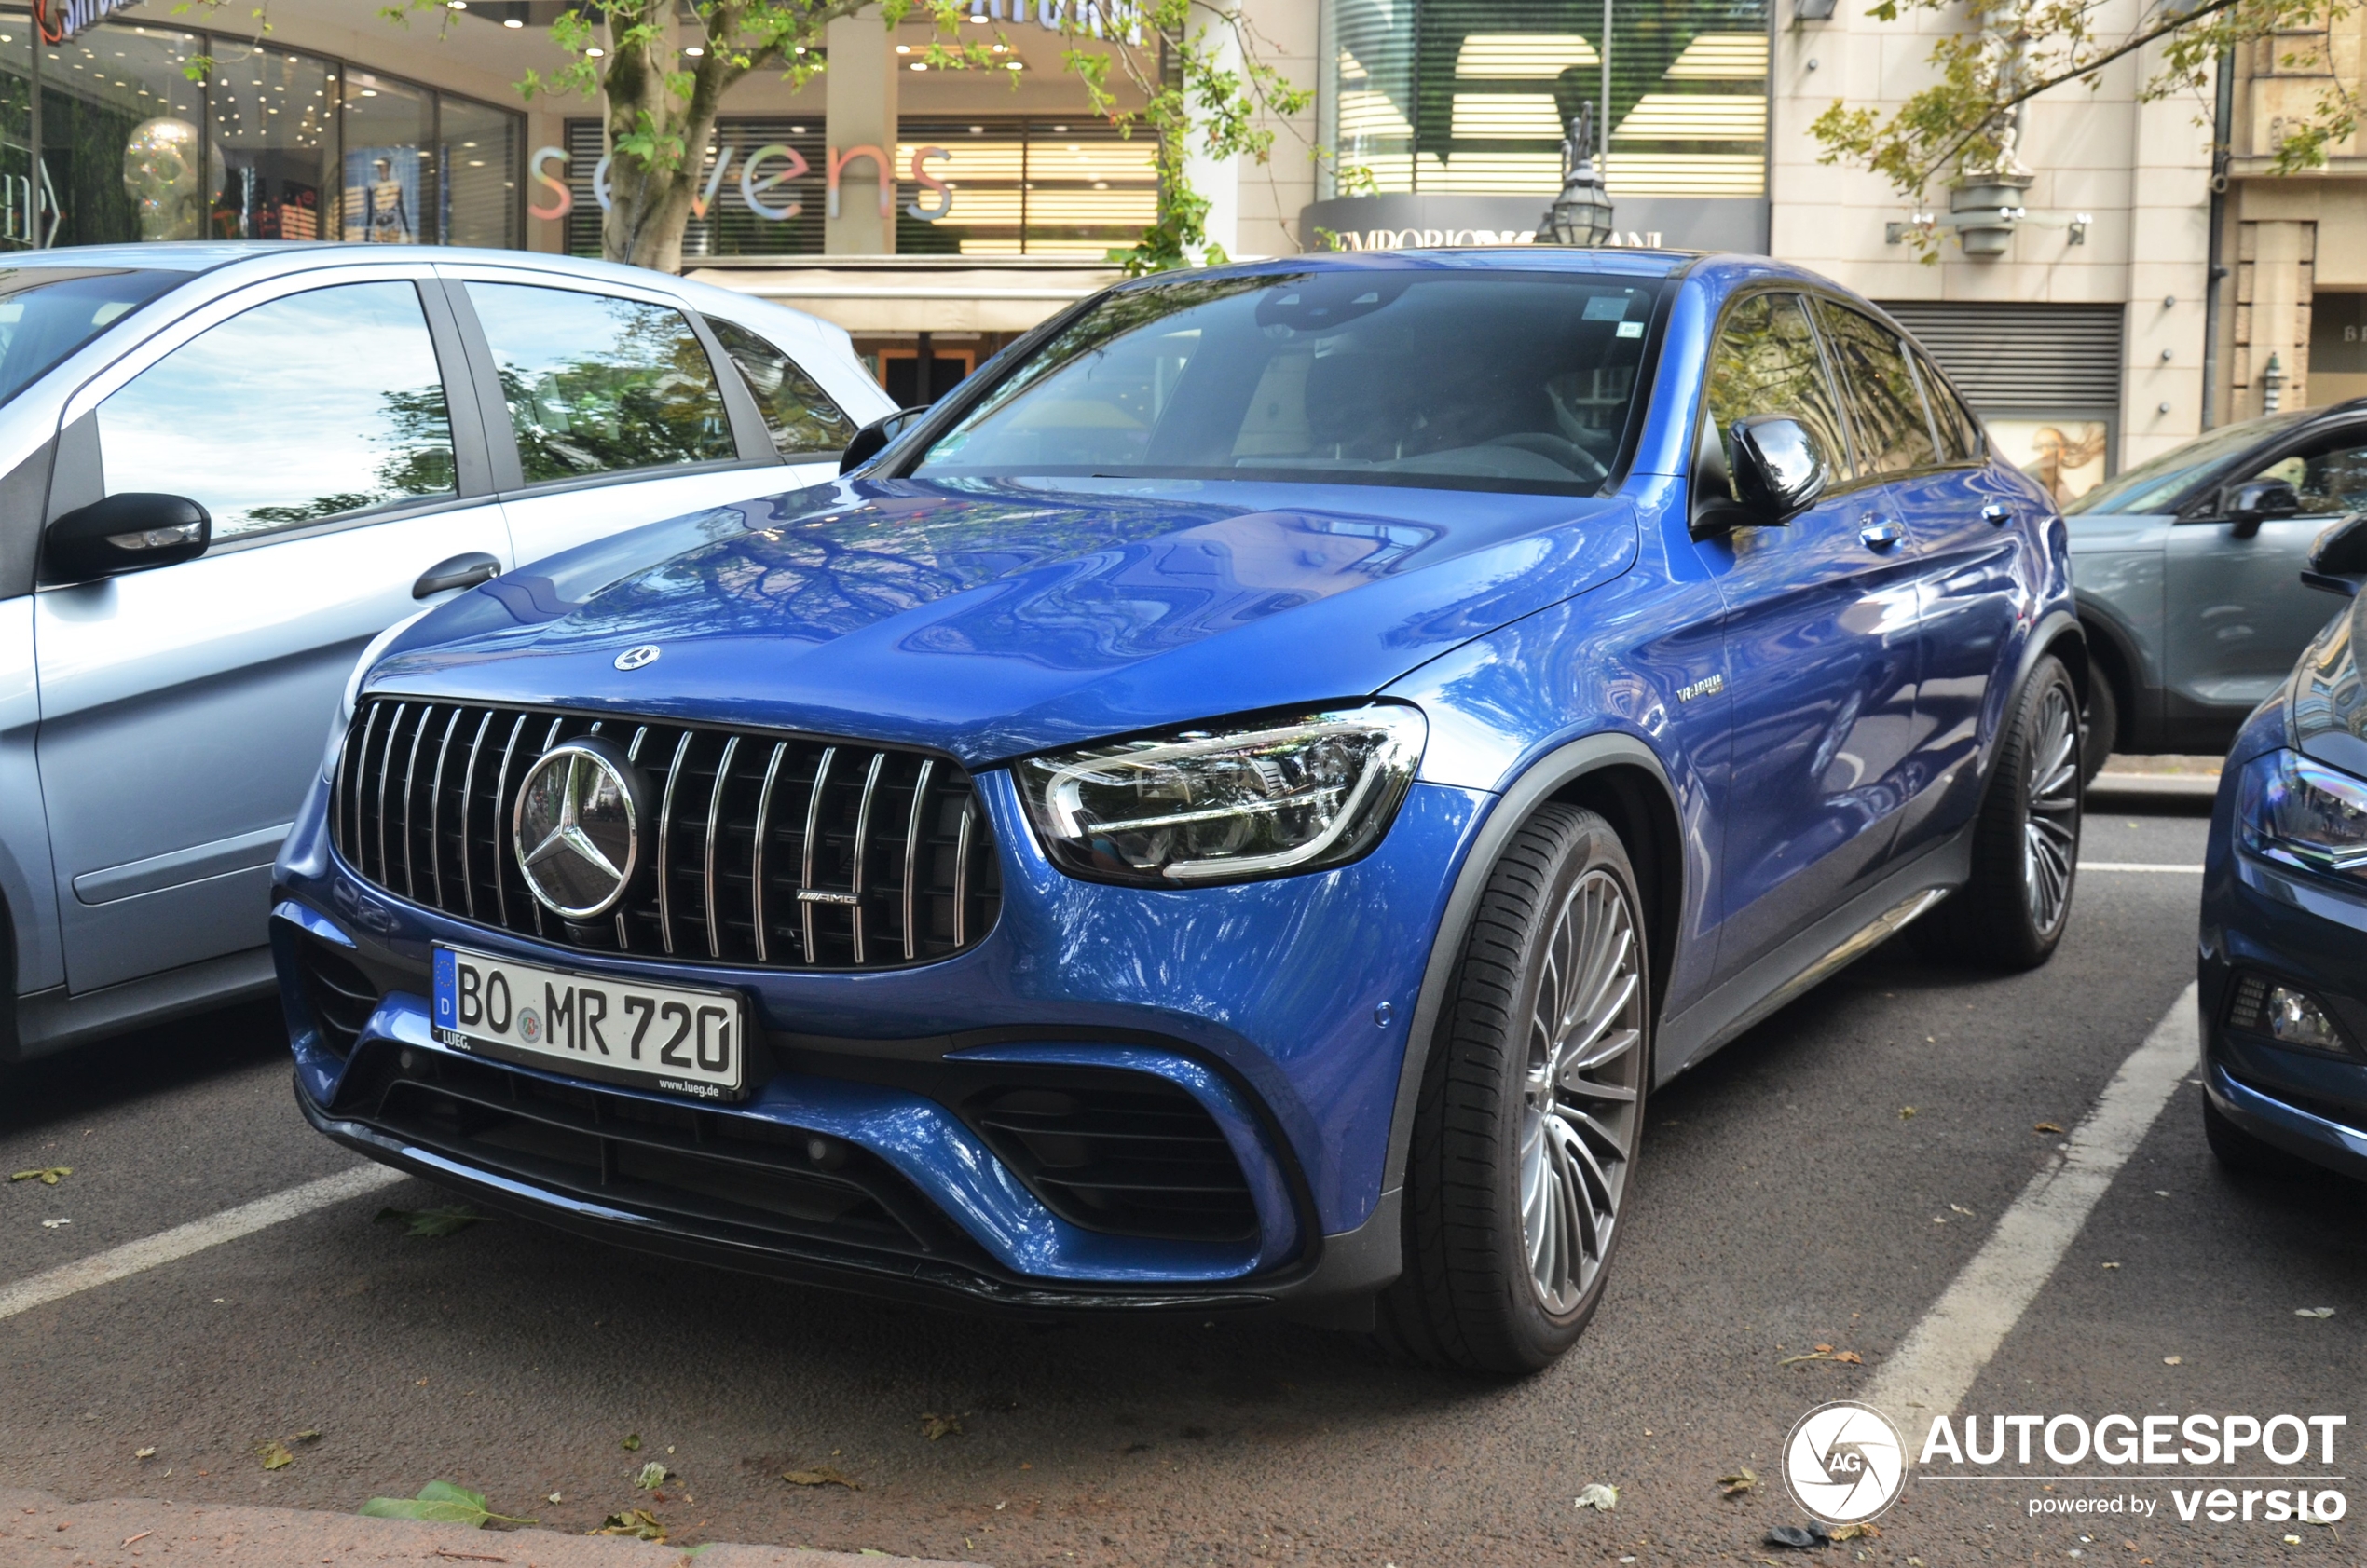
[368,475,1639,765]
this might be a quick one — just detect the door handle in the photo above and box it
[413,551,502,599]
[1859,518,1905,550]
[1980,502,2013,526]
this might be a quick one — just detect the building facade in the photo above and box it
[4,0,2351,477]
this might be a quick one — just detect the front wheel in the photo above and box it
[1374,804,1651,1374]
[1922,655,2083,970]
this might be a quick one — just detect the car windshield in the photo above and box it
[0,266,184,409]
[2065,411,2304,515]
[911,268,1659,495]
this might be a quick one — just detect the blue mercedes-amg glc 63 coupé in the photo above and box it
[273,249,2086,1372]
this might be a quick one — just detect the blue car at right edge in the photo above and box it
[2201,514,2367,1182]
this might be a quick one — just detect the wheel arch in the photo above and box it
[1383,732,1682,1212]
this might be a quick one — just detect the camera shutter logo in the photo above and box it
[1784,1400,1908,1524]
[512,737,647,919]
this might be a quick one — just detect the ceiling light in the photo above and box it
[895,43,910,53]
[585,45,604,55]
[503,16,523,25]
[683,43,702,53]
[910,61,925,70]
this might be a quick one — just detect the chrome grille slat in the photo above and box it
[903,759,934,962]
[331,700,997,973]
[849,751,886,965]
[656,729,694,956]
[750,742,787,964]
[704,735,739,961]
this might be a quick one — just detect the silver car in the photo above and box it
[0,242,892,1065]
[2067,402,2367,775]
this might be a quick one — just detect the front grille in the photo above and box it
[331,699,1000,970]
[964,1072,1259,1243]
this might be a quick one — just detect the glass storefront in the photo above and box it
[1317,0,1769,201]
[560,113,1157,259]
[0,10,522,252]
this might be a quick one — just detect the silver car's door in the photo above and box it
[2165,422,2367,745]
[435,266,811,567]
[34,265,511,993]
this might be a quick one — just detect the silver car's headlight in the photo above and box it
[1017,704,1427,886]
[2237,748,2367,877]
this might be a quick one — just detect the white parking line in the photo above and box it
[0,1164,406,1324]
[1864,983,2199,1438]
[2077,862,2205,873]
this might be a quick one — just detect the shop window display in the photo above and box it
[210,43,334,241]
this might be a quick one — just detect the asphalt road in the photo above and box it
[3,795,2360,1568]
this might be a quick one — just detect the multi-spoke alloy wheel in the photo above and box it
[2021,680,2080,937]
[1375,803,1652,1374]
[1915,653,2082,971]
[1517,868,1645,1315]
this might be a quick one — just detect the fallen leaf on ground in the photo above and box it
[257,1442,293,1471]
[1829,1350,1863,1365]
[2164,1356,2182,1365]
[622,1434,642,1452]
[39,1219,68,1229]
[359,1482,533,1528]
[2296,1307,2335,1318]
[375,1205,494,1238]
[431,1551,507,1563]
[635,1461,670,1490]
[1950,1204,1975,1217]
[545,1493,562,1505]
[293,1430,321,1443]
[1777,1348,1860,1367]
[919,1412,965,1440]
[783,1466,862,1491]
[1829,1522,1880,1541]
[1717,1467,1758,1496]
[2102,1261,2121,1269]
[2034,1122,2065,1134]
[591,1508,665,1542]
[132,1449,155,1461]
[1897,1107,1917,1120]
[9,1167,70,1185]
[1576,1483,1618,1511]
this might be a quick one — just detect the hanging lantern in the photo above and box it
[1537,103,1614,247]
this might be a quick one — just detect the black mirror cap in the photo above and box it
[839,404,934,475]
[1730,414,1830,523]
[2228,478,2303,527]
[2303,512,2367,598]
[43,492,210,584]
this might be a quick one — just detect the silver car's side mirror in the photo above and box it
[2303,513,2367,598]
[43,492,210,585]
[1730,415,1830,524]
[839,404,932,475]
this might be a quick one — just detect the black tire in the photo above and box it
[2202,1095,2319,1179]
[1373,804,1651,1375]
[1921,655,2083,971]
[2080,669,2119,785]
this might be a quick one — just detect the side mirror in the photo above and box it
[839,404,932,475]
[2302,512,2367,598]
[43,492,210,584]
[1730,415,1830,524]
[2226,478,2302,539]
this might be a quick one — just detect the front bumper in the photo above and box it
[274,766,1486,1305]
[2199,772,2367,1182]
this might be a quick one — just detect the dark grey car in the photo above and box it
[2068,401,2367,775]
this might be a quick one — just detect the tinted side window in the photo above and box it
[467,282,736,483]
[1704,291,1855,484]
[2237,428,2367,515]
[1911,348,1978,462]
[1815,301,1939,475]
[705,317,857,457]
[98,280,457,542]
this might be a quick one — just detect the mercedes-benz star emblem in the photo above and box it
[615,645,662,672]
[511,736,647,919]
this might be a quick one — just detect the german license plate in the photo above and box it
[431,944,746,1101]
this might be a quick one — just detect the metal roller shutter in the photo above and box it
[1876,301,2124,414]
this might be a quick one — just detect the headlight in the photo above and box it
[2237,748,2367,878]
[1017,704,1427,886]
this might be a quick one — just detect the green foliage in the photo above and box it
[359,1480,535,1527]
[1813,0,2359,216]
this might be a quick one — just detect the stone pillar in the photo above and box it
[825,7,899,254]
[1184,0,1241,261]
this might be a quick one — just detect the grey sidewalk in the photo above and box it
[0,1490,978,1568]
